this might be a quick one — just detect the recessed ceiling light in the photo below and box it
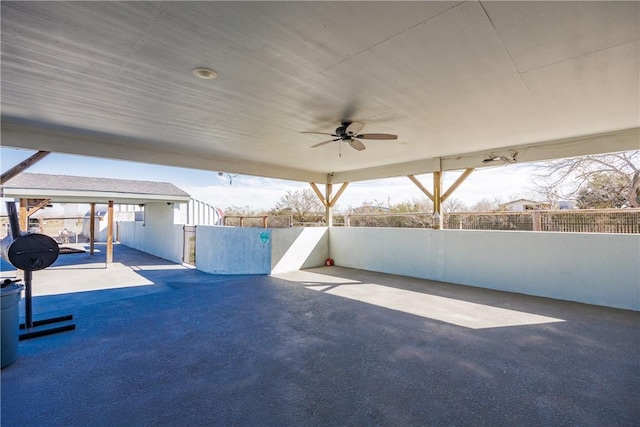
[192,68,218,80]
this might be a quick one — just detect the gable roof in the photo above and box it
[502,199,540,205]
[2,173,190,204]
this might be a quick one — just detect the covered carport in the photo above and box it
[1,172,190,264]
[2,1,637,304]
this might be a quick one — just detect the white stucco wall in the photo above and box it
[117,203,183,263]
[271,227,329,273]
[121,224,327,275]
[329,228,640,311]
[195,226,271,275]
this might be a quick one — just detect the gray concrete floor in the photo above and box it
[1,244,638,426]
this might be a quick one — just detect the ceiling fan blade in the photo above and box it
[345,121,365,136]
[311,139,338,148]
[356,133,398,140]
[348,138,366,151]
[302,131,335,136]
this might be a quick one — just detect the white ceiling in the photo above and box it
[1,1,638,184]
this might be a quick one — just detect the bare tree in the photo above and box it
[533,151,639,208]
[271,189,324,223]
[224,205,264,216]
[390,197,432,213]
[469,197,503,212]
[443,198,468,213]
[576,174,629,209]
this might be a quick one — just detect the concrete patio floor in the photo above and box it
[1,244,638,426]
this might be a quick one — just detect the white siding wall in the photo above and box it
[118,203,183,263]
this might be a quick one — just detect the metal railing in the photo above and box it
[187,198,222,226]
[344,209,640,234]
[445,212,533,231]
[539,209,640,233]
[4,209,638,235]
[345,212,433,228]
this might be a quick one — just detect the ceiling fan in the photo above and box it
[302,121,398,151]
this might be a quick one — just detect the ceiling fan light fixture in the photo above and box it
[482,150,518,164]
[482,155,501,163]
[192,68,218,80]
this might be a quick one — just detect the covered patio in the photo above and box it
[1,2,639,425]
[1,244,638,426]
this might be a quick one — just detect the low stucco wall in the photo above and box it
[271,227,329,273]
[118,221,183,264]
[195,226,272,275]
[117,203,183,264]
[329,228,640,311]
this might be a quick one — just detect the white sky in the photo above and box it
[1,147,540,211]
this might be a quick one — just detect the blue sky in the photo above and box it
[1,147,539,211]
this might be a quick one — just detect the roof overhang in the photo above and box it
[330,127,640,183]
[2,187,191,205]
[2,119,637,184]
[2,172,192,205]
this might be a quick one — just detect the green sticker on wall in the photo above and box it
[260,231,270,243]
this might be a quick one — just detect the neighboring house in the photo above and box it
[557,200,577,210]
[499,199,551,211]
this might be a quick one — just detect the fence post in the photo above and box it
[531,211,542,231]
[263,216,268,228]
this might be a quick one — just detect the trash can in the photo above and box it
[1,281,24,369]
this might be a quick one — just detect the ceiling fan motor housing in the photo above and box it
[337,122,352,138]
